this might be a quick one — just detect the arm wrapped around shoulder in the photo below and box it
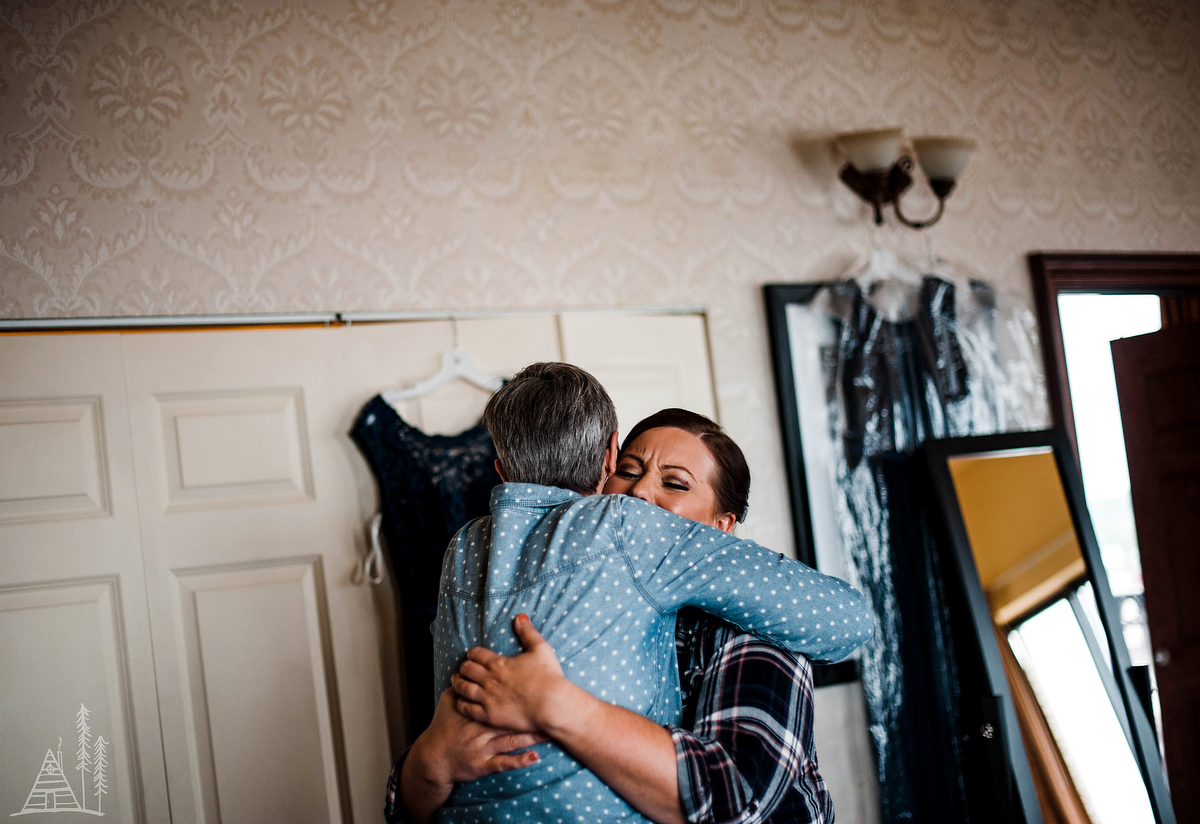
[625,497,874,664]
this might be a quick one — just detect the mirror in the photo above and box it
[924,431,1175,824]
[950,447,1150,823]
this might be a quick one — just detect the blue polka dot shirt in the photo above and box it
[432,483,873,823]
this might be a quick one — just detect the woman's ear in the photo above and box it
[714,512,737,534]
[494,458,508,482]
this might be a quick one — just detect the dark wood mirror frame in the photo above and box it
[1027,252,1200,457]
[922,429,1176,824]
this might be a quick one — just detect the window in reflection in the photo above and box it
[1009,594,1153,824]
[1075,582,1111,672]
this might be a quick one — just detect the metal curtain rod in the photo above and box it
[0,312,340,331]
[0,305,707,332]
[336,305,706,323]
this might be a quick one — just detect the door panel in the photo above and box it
[172,558,346,824]
[122,329,387,824]
[0,396,110,522]
[156,388,314,511]
[1,581,141,818]
[0,335,168,824]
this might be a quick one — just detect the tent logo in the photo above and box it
[10,704,108,817]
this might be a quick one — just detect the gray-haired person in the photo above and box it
[390,362,871,823]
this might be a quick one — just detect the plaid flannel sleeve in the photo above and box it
[669,633,828,824]
[383,748,412,824]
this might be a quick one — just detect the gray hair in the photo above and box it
[483,362,618,495]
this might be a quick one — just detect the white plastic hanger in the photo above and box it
[381,318,504,405]
[848,247,922,291]
[382,350,502,403]
[834,247,924,322]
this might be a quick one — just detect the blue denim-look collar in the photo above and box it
[489,481,582,510]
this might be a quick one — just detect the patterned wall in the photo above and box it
[2,0,1199,553]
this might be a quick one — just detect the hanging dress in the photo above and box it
[351,395,502,735]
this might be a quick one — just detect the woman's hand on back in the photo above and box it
[454,614,686,824]
[399,689,547,824]
[413,689,545,787]
[452,614,578,736]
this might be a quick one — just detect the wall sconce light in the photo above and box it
[834,128,975,229]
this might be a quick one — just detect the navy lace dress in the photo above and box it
[351,395,501,734]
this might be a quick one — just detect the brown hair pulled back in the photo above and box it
[620,408,750,523]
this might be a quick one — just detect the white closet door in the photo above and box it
[558,312,719,440]
[121,328,390,824]
[0,312,708,824]
[0,334,169,824]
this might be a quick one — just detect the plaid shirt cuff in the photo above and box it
[670,725,720,824]
[383,747,413,824]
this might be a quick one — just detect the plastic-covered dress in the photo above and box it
[816,252,1046,823]
[351,396,502,734]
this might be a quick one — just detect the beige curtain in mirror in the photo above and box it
[993,624,1092,824]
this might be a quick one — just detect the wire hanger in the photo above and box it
[382,317,504,405]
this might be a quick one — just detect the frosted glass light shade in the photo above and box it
[836,128,904,174]
[912,136,976,182]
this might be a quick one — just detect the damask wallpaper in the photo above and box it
[2,2,1197,817]
[3,0,1199,549]
[2,0,1199,604]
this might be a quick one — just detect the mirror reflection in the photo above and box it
[947,447,1154,824]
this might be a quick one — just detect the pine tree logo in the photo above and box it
[10,704,108,817]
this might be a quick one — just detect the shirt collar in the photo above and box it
[490,482,582,510]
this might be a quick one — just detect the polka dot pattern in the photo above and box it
[431,483,874,823]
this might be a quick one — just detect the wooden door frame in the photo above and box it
[1027,253,1200,457]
